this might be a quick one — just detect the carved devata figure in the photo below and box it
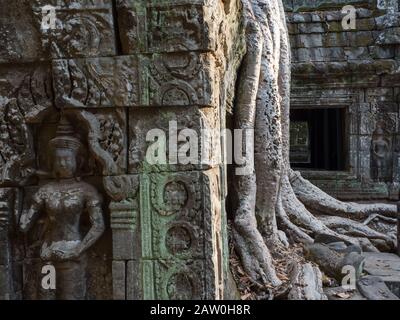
[19,117,105,300]
[371,121,392,182]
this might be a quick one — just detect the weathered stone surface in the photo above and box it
[357,275,399,300]
[112,261,126,300]
[32,1,117,59]
[139,169,223,299]
[376,27,400,45]
[0,2,44,63]
[0,188,19,300]
[117,0,222,54]
[128,107,220,173]
[363,252,400,283]
[0,0,234,301]
[288,2,400,200]
[291,0,372,12]
[110,200,139,261]
[52,53,218,108]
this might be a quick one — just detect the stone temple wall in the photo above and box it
[284,0,400,200]
[0,0,244,300]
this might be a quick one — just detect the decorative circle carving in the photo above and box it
[154,52,200,79]
[163,181,188,212]
[165,225,192,254]
[166,272,194,300]
[151,174,201,217]
[159,80,198,106]
[162,88,190,106]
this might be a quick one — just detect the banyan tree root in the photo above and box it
[318,215,396,251]
[231,0,398,295]
[231,0,282,288]
[278,174,395,252]
[289,170,397,219]
[304,244,365,282]
[285,170,397,250]
[318,216,396,246]
[287,262,327,300]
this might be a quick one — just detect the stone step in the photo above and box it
[362,252,400,298]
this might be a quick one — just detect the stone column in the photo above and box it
[116,0,226,299]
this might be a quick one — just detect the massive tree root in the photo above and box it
[290,170,397,219]
[231,0,398,296]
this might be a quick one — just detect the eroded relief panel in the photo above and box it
[0,0,227,300]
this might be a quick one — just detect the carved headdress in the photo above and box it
[49,116,83,153]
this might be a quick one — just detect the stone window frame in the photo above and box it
[290,88,360,182]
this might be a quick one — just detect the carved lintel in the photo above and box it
[52,54,217,109]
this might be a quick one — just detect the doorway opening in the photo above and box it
[290,107,346,171]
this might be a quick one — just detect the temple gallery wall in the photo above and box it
[0,0,399,300]
[285,0,400,200]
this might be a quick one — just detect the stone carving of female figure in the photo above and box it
[19,117,105,300]
[371,121,392,182]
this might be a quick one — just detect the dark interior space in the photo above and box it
[290,107,346,171]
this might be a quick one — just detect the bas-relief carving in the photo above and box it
[52,58,137,108]
[52,53,217,109]
[116,1,220,54]
[128,106,220,174]
[147,52,217,107]
[139,169,222,300]
[36,109,127,177]
[0,64,53,186]
[1,0,225,301]
[371,121,393,183]
[19,117,106,300]
[31,0,116,59]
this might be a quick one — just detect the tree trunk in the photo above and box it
[231,0,397,295]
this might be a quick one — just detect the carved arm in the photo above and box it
[78,205,105,255]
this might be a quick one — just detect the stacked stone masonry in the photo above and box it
[284,0,400,200]
[0,0,244,300]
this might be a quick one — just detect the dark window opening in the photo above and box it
[290,108,346,171]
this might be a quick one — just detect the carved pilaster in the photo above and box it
[105,175,141,300]
[0,188,20,300]
[139,169,223,300]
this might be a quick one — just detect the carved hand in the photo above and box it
[56,245,82,261]
[41,241,83,262]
